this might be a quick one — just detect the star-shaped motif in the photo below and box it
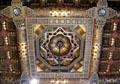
[42,28,79,65]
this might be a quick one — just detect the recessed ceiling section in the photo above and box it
[34,25,85,72]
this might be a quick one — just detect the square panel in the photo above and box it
[26,17,94,78]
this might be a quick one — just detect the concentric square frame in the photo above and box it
[26,17,94,79]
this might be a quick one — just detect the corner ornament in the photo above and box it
[1,0,34,28]
[86,0,117,29]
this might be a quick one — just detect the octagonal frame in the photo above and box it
[35,25,84,70]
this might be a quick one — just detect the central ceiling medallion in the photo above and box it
[48,34,72,56]
[35,26,84,71]
[42,28,78,66]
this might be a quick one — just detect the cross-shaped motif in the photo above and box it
[86,0,118,29]
[1,0,34,28]
[1,0,33,18]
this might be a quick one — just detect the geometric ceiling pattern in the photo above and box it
[35,26,84,72]
[0,17,21,84]
[26,16,93,80]
[98,18,120,79]
[42,28,79,66]
[0,0,120,84]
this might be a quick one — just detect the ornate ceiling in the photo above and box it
[0,18,21,84]
[0,0,120,84]
[98,18,120,79]
[35,26,85,72]
[0,0,120,8]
